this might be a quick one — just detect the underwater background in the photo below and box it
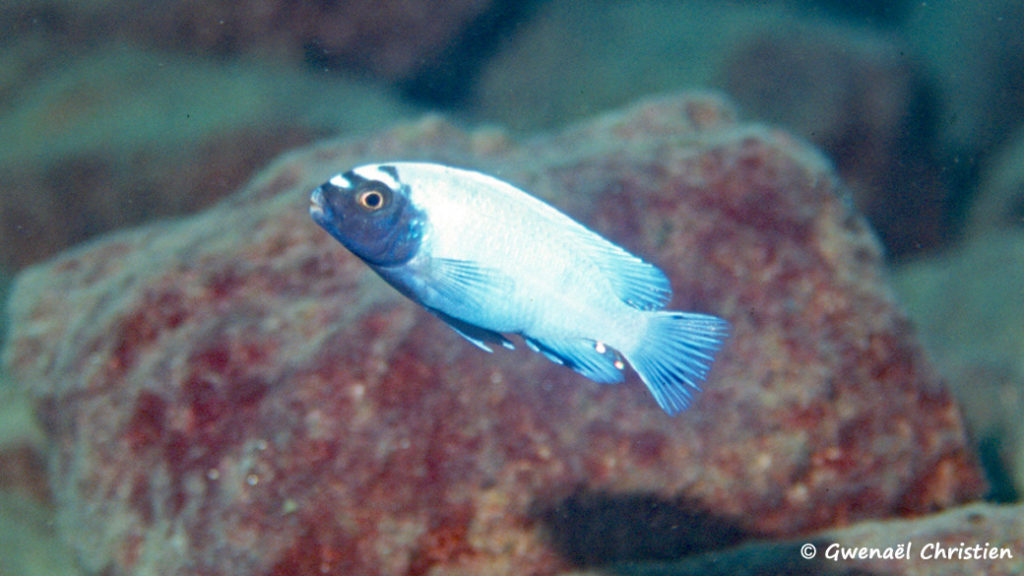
[1,1,1023,575]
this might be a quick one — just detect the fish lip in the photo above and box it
[309,186,326,219]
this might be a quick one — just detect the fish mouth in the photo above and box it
[309,186,326,219]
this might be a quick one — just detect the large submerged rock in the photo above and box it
[2,93,984,575]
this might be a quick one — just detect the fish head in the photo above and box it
[310,164,424,266]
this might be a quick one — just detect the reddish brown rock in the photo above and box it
[3,93,984,575]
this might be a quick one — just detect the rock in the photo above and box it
[892,232,1024,497]
[906,0,1024,162]
[0,45,415,270]
[0,372,49,505]
[0,492,81,576]
[471,1,773,131]
[472,1,952,258]
[2,0,497,83]
[0,365,64,575]
[969,128,1024,237]
[589,502,1024,576]
[791,0,917,25]
[808,502,1024,576]
[720,23,948,257]
[3,92,984,576]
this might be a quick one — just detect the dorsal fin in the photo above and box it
[565,230,671,310]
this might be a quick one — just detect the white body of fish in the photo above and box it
[311,162,728,414]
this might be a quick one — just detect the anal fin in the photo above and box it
[524,336,625,384]
[429,308,514,353]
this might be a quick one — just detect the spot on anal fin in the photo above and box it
[524,336,625,384]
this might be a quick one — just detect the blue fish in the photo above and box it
[310,162,728,414]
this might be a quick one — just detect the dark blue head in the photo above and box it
[310,164,424,266]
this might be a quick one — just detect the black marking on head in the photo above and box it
[339,170,368,188]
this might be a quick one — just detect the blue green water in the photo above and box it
[1,1,1022,574]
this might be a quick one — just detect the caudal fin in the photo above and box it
[624,311,729,415]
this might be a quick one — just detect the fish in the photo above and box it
[309,162,728,414]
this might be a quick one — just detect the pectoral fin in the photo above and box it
[427,258,515,309]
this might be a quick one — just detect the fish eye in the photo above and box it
[356,183,390,211]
